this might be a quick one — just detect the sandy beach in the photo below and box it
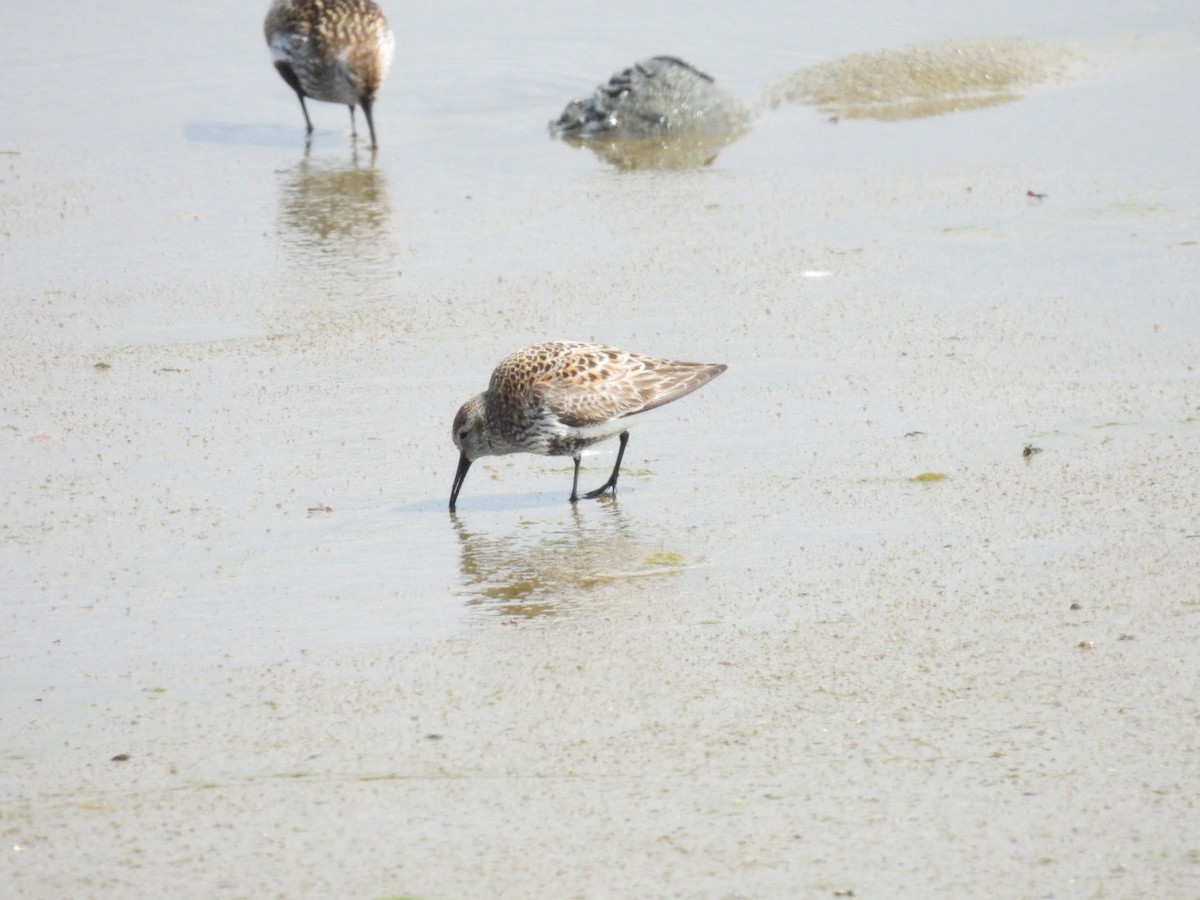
[2,1,1199,896]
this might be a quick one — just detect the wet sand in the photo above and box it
[3,1,1200,897]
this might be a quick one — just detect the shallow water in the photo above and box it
[3,0,1200,896]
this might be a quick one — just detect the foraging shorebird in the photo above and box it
[449,341,727,511]
[264,0,395,147]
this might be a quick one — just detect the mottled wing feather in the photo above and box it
[627,361,728,415]
[525,343,725,428]
[265,0,392,97]
[545,364,647,427]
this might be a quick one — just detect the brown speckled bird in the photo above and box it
[449,341,727,511]
[264,0,395,147]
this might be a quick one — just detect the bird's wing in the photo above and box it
[539,346,725,427]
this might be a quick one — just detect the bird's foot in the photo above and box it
[582,480,618,500]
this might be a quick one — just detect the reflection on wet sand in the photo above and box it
[451,503,692,618]
[558,132,745,171]
[549,56,751,171]
[762,37,1081,121]
[276,150,392,255]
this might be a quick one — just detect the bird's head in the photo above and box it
[451,394,490,462]
[449,394,489,511]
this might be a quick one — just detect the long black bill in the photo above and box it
[449,453,472,512]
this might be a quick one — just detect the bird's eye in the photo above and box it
[458,429,469,441]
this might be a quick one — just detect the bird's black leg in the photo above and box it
[348,105,358,139]
[568,455,582,503]
[298,94,313,134]
[274,62,313,135]
[360,96,378,148]
[584,431,629,500]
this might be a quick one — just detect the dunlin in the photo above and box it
[264,0,395,147]
[449,341,727,511]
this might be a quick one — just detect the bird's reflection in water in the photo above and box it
[450,502,686,619]
[276,148,392,262]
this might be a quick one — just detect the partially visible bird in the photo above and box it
[264,0,395,147]
[449,341,727,511]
